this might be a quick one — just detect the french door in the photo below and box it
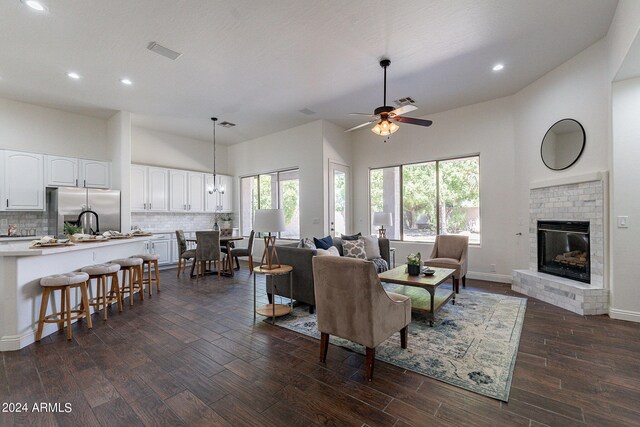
[328,162,350,237]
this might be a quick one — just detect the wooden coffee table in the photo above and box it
[378,266,456,326]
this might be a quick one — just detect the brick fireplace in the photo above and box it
[512,172,609,315]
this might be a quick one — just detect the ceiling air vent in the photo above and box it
[298,108,316,115]
[219,121,236,128]
[147,42,182,61]
[393,96,415,107]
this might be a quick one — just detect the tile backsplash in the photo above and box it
[0,212,48,236]
[131,212,237,232]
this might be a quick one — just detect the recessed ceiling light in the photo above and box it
[66,72,80,80]
[22,0,46,12]
[492,63,505,72]
[120,78,133,85]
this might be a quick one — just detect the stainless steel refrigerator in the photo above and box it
[46,187,121,235]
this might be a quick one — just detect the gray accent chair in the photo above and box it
[313,256,411,381]
[193,231,222,280]
[175,230,196,277]
[423,235,469,293]
[266,237,391,314]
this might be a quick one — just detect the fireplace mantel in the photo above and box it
[530,171,607,190]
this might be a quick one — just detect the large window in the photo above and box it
[369,156,480,244]
[241,169,300,239]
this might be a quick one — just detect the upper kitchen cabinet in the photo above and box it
[2,151,45,210]
[80,159,111,188]
[131,165,168,212]
[46,156,111,189]
[188,172,205,213]
[169,170,188,212]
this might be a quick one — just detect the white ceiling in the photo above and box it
[0,0,618,145]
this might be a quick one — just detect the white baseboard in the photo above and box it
[609,308,640,323]
[467,271,512,283]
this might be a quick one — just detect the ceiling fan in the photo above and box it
[345,58,432,136]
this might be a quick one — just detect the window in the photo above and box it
[369,156,480,244]
[241,169,300,239]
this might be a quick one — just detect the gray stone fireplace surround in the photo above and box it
[512,172,609,315]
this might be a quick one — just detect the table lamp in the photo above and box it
[254,209,286,270]
[373,212,392,238]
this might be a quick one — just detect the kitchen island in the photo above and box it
[0,236,155,351]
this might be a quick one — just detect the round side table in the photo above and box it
[253,265,293,324]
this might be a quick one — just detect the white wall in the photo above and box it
[351,96,517,281]
[512,40,611,270]
[131,126,229,174]
[611,78,640,321]
[228,120,324,241]
[0,97,109,160]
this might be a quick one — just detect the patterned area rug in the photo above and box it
[275,288,527,401]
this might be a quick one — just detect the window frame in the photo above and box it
[240,167,300,240]
[368,154,481,245]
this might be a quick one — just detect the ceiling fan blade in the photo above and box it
[393,116,433,127]
[344,119,377,132]
[390,104,418,117]
[349,112,378,116]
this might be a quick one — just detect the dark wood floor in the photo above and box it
[1,266,640,427]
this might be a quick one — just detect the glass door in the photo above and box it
[329,162,350,237]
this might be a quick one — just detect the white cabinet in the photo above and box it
[131,165,169,212]
[170,171,205,212]
[46,156,111,188]
[169,170,188,212]
[149,239,171,265]
[80,160,111,189]
[2,151,44,211]
[188,172,205,212]
[46,155,79,187]
[205,174,233,212]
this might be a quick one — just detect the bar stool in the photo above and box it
[111,257,144,306]
[130,253,161,296]
[36,272,92,341]
[80,263,122,320]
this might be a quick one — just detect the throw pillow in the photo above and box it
[342,239,367,259]
[313,235,334,250]
[297,238,316,249]
[359,236,381,260]
[340,232,362,241]
[316,246,340,257]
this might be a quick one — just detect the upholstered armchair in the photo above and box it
[424,235,469,293]
[312,256,411,381]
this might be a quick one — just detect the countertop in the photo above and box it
[0,236,43,242]
[0,235,157,257]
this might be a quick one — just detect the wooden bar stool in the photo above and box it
[80,263,122,320]
[36,272,92,341]
[111,258,144,306]
[130,253,161,296]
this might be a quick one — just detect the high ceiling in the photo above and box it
[0,0,618,144]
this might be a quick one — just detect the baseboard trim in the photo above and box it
[609,308,640,323]
[467,271,512,283]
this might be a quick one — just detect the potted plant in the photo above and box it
[407,252,422,276]
[63,222,82,241]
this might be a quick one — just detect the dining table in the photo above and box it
[187,234,244,278]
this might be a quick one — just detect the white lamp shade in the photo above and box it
[373,212,392,226]
[254,209,286,232]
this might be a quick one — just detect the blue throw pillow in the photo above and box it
[313,235,334,250]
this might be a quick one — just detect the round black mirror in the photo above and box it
[540,119,585,171]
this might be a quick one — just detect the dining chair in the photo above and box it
[175,230,195,277]
[223,230,255,273]
[194,231,222,280]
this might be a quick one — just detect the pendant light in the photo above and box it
[207,117,225,196]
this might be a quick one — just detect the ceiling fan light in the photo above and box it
[381,120,389,130]
[389,122,399,133]
[371,123,382,135]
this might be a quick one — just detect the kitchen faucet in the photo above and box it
[77,210,100,235]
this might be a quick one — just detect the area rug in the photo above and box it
[275,288,526,401]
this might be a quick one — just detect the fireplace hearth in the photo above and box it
[537,220,590,284]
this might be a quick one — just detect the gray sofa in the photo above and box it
[266,237,390,313]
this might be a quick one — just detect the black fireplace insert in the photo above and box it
[537,220,590,284]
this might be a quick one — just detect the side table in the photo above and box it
[253,264,294,324]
